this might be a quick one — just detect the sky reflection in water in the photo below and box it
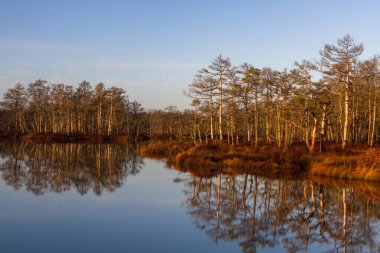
[0,142,379,253]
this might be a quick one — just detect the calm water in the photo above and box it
[1,142,380,253]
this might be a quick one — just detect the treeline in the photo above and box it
[0,78,195,140]
[0,80,145,138]
[1,34,380,149]
[185,34,380,151]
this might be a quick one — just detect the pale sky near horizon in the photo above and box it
[1,0,380,110]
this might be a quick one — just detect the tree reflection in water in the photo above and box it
[2,143,380,252]
[0,142,143,195]
[182,172,380,253]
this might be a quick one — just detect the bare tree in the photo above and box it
[186,69,218,140]
[208,55,231,140]
[0,83,28,132]
[319,34,363,149]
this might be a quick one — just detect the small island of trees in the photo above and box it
[1,34,380,180]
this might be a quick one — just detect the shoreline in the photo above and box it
[1,136,379,182]
[140,141,380,182]
[0,132,146,143]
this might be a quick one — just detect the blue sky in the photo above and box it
[1,0,380,109]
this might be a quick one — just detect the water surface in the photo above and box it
[0,142,380,253]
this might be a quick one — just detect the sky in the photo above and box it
[1,0,380,110]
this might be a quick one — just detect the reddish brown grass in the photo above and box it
[140,141,380,182]
[310,147,380,181]
[172,141,308,177]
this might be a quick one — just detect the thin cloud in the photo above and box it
[0,37,80,53]
[97,61,132,70]
[96,61,203,70]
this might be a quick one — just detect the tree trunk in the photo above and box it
[367,85,372,145]
[276,99,281,147]
[254,90,259,149]
[210,91,214,140]
[218,75,223,140]
[342,49,349,150]
[370,98,376,146]
[319,103,327,152]
[97,99,102,134]
[243,91,249,143]
[107,96,113,136]
[310,116,317,153]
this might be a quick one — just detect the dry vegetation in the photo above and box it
[140,141,309,177]
[140,141,380,181]
[310,146,380,181]
[139,141,192,165]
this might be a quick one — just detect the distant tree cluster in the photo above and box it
[186,34,380,151]
[0,79,197,140]
[0,80,144,137]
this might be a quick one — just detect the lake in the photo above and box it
[0,142,379,253]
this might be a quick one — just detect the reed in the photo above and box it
[309,147,380,181]
[140,141,380,182]
[139,141,192,164]
[173,142,308,176]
